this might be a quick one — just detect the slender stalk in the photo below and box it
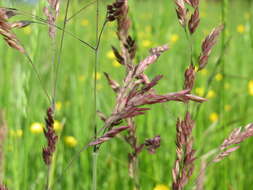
[93,0,99,142]
[95,19,108,50]
[44,1,70,189]
[92,0,100,189]
[66,0,96,22]
[53,0,71,104]
[15,9,96,50]
[184,27,194,65]
[92,152,98,190]
[50,17,108,190]
[48,152,58,189]
[51,38,57,109]
[133,153,140,190]
[127,119,140,190]
[45,166,51,190]
[128,153,140,189]
[45,152,58,190]
[183,26,193,114]
[220,0,228,126]
[24,53,51,103]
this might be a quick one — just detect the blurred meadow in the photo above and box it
[0,0,253,189]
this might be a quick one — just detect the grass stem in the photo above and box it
[92,0,100,189]
[92,152,98,190]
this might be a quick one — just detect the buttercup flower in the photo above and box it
[169,34,179,44]
[10,129,23,137]
[93,72,102,80]
[55,101,62,111]
[112,60,121,67]
[54,120,63,132]
[237,24,245,33]
[215,73,223,81]
[195,87,204,96]
[106,51,115,60]
[224,82,230,89]
[97,84,103,91]
[23,26,32,35]
[207,90,216,99]
[141,40,152,48]
[30,122,44,134]
[78,75,85,82]
[81,19,89,26]
[224,104,232,112]
[200,11,207,18]
[64,136,78,147]
[138,31,146,39]
[145,25,152,33]
[244,12,251,20]
[16,129,23,137]
[248,80,253,96]
[209,112,219,122]
[199,68,208,76]
[154,184,169,190]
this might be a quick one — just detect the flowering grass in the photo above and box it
[0,0,253,189]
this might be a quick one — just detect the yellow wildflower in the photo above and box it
[200,11,207,18]
[10,129,23,138]
[215,73,223,81]
[59,15,64,21]
[93,72,102,80]
[108,21,115,27]
[23,26,32,35]
[200,68,208,76]
[224,83,230,89]
[207,90,216,99]
[10,129,15,137]
[224,105,232,112]
[7,145,14,152]
[138,31,146,39]
[30,122,44,134]
[17,129,23,137]
[209,112,219,123]
[202,29,209,36]
[248,80,253,96]
[112,32,117,39]
[106,51,115,60]
[54,120,63,132]
[141,40,152,48]
[141,13,152,20]
[64,136,78,147]
[81,19,89,26]
[55,101,62,111]
[78,75,86,82]
[194,65,199,72]
[170,34,179,44]
[154,184,169,190]
[65,101,70,107]
[97,83,103,91]
[244,12,251,20]
[237,25,245,33]
[195,87,204,97]
[112,60,121,67]
[145,25,152,33]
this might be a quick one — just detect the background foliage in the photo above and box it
[0,0,253,189]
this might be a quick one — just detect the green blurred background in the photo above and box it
[0,0,253,189]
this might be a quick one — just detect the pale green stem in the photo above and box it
[92,152,98,190]
[92,0,99,190]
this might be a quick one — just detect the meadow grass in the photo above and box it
[0,0,253,189]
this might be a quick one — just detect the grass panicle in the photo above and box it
[172,112,195,190]
[0,0,252,190]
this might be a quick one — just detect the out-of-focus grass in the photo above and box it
[0,0,253,189]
